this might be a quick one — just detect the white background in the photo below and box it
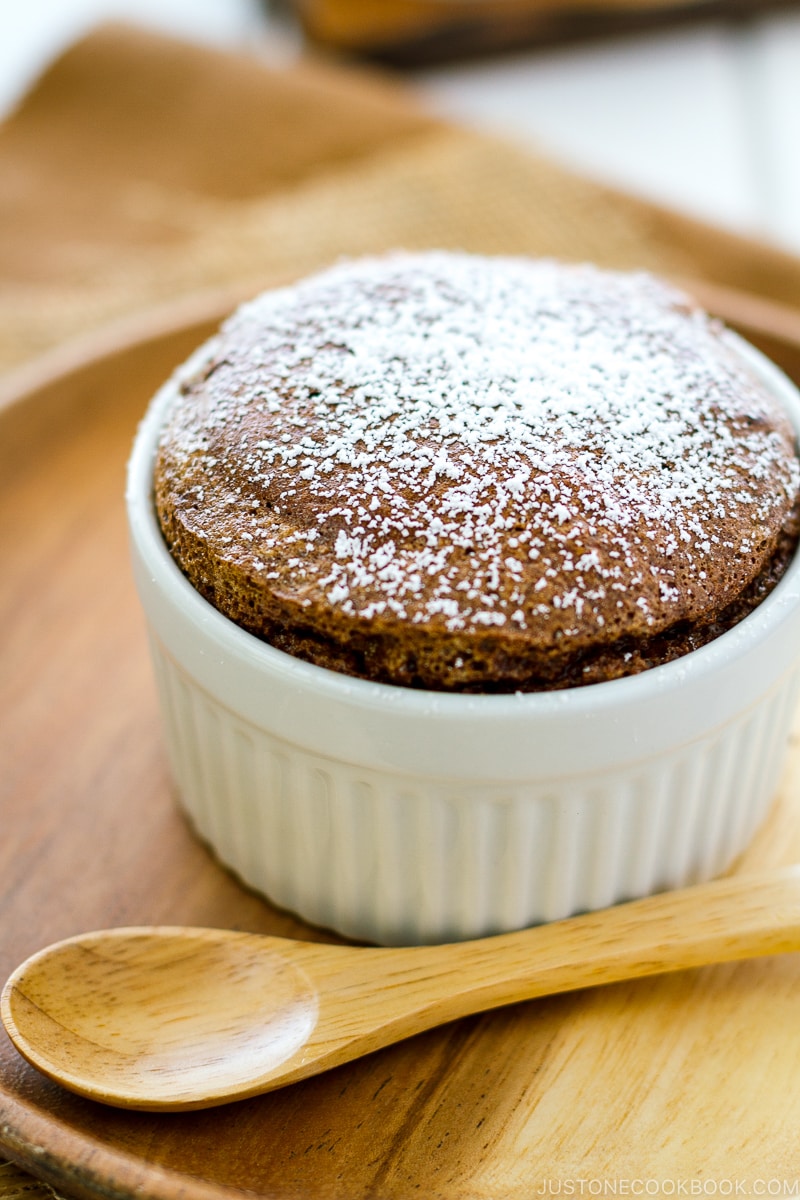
[2,0,800,255]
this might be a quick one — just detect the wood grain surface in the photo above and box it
[5,870,800,1114]
[2,286,800,1198]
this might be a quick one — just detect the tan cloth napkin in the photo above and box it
[0,1162,63,1200]
[2,20,800,383]
[2,22,800,1197]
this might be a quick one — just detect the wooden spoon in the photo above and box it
[3,867,800,1112]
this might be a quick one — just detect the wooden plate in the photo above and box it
[2,283,800,1200]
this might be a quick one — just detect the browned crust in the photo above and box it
[153,256,800,692]
[155,483,800,691]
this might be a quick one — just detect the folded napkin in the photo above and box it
[2,21,800,383]
[0,1161,63,1200]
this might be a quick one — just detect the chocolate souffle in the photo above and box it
[154,252,800,692]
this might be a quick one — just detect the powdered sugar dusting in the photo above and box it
[159,252,800,645]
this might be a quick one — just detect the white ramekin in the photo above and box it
[126,333,800,946]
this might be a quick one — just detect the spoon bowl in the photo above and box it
[4,930,320,1108]
[4,867,800,1110]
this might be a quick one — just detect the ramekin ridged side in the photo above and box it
[127,334,800,945]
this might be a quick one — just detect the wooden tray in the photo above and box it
[2,282,800,1200]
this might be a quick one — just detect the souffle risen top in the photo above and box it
[154,251,800,690]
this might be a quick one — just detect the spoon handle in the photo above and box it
[305,867,800,1052]
[438,865,800,1015]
